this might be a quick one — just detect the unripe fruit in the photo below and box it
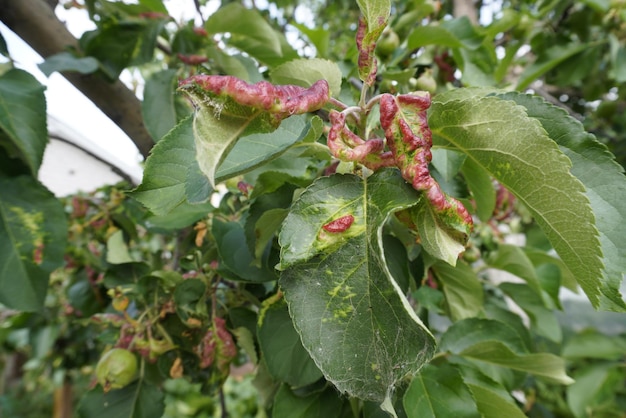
[376,29,400,58]
[413,70,437,93]
[96,348,138,392]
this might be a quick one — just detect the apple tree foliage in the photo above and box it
[1,0,626,417]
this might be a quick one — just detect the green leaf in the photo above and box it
[499,283,561,343]
[562,330,626,360]
[106,230,135,264]
[432,260,484,320]
[566,364,625,418]
[142,69,179,142]
[272,384,347,418]
[77,380,164,418]
[461,341,573,385]
[173,279,207,324]
[440,318,530,355]
[279,169,436,402]
[145,200,213,230]
[486,244,542,294]
[271,58,343,97]
[430,149,466,183]
[292,23,330,58]
[131,117,204,216]
[516,42,589,90]
[0,69,47,176]
[440,319,572,385]
[0,176,67,311]
[460,367,527,418]
[38,52,99,76]
[440,17,485,50]
[461,157,495,222]
[412,199,466,266]
[245,181,295,260]
[213,220,277,282]
[610,35,626,83]
[185,159,212,204]
[215,115,322,183]
[407,25,463,49]
[205,3,296,67]
[257,300,323,387]
[430,93,604,308]
[403,364,481,418]
[82,20,165,79]
[496,92,626,311]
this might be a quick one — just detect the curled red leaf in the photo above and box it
[323,215,355,233]
[356,17,378,86]
[327,110,395,170]
[179,75,330,119]
[379,93,473,227]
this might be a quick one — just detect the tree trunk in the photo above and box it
[0,0,154,158]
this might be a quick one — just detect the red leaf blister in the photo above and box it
[179,75,330,119]
[322,214,355,233]
[380,93,473,229]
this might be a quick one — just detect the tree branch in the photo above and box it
[0,0,154,158]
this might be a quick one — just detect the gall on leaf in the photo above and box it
[379,93,473,229]
[322,214,355,233]
[179,75,330,121]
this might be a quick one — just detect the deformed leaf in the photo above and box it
[356,0,391,85]
[430,93,604,308]
[0,176,67,311]
[380,93,472,263]
[279,169,436,403]
[179,75,329,187]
